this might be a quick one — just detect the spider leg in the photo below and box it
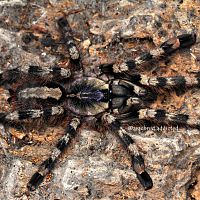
[0,65,71,86]
[134,74,200,88]
[117,128,153,190]
[21,65,71,80]
[102,113,153,190]
[57,17,81,70]
[27,118,80,191]
[100,33,196,74]
[0,106,64,123]
[138,108,200,129]
[112,107,200,129]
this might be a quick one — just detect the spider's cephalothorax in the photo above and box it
[0,16,198,192]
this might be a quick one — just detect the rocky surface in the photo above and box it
[0,0,200,199]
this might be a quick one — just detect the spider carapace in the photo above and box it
[0,16,198,192]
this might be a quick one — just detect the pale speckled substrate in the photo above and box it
[0,0,200,199]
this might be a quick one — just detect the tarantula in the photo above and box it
[0,16,198,192]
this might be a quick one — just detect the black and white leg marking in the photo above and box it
[18,86,63,101]
[100,33,196,73]
[27,118,80,191]
[0,65,71,86]
[138,74,200,88]
[112,97,144,115]
[138,109,200,128]
[4,106,64,121]
[102,113,153,190]
[118,128,153,190]
[21,65,71,79]
[57,17,80,61]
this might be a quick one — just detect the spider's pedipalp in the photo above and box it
[126,97,143,106]
[111,79,148,97]
[27,118,80,191]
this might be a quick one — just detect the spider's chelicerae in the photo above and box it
[0,16,198,192]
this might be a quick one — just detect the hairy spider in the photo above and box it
[0,16,198,192]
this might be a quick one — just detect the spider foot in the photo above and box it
[0,113,6,124]
[161,33,196,54]
[27,118,80,191]
[136,171,153,190]
[27,172,45,191]
[131,155,153,190]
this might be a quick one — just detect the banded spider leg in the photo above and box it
[0,106,80,191]
[0,16,83,191]
[0,65,71,87]
[27,117,81,191]
[0,13,198,193]
[97,33,199,190]
[57,16,82,71]
[102,113,153,190]
[100,33,196,74]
